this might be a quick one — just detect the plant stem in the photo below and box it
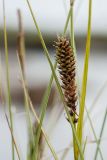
[3,0,14,159]
[63,7,72,36]
[69,1,78,159]
[77,0,92,158]
[5,114,21,160]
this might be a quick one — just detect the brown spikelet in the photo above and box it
[55,36,78,123]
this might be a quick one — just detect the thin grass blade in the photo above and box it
[3,0,14,159]
[94,108,107,160]
[77,1,92,158]
[17,10,35,159]
[34,62,56,160]
[85,107,103,160]
[5,114,21,160]
[18,56,59,160]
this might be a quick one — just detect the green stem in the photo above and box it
[63,7,72,36]
[70,6,74,47]
[3,1,14,159]
[70,3,78,160]
[77,0,92,158]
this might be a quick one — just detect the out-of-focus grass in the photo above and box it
[5,114,21,160]
[18,53,59,160]
[94,108,107,160]
[3,0,14,159]
[85,107,103,160]
[17,9,36,160]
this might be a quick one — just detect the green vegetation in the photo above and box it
[0,0,107,159]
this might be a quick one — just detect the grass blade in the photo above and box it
[34,63,56,160]
[17,56,59,160]
[3,0,14,159]
[33,5,75,158]
[69,2,78,160]
[63,7,72,35]
[85,107,103,160]
[78,137,87,160]
[94,108,107,160]
[77,0,92,157]
[85,81,107,123]
[17,9,35,159]
[5,114,21,160]
[83,137,87,154]
[0,51,4,104]
[17,9,25,77]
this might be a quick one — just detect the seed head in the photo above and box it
[55,36,78,123]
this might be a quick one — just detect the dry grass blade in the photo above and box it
[17,9,35,159]
[17,9,25,77]
[5,114,21,160]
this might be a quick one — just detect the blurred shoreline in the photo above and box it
[0,29,107,51]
